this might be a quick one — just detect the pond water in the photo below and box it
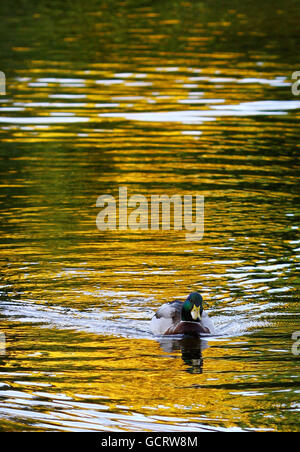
[0,0,299,432]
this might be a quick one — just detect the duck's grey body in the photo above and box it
[150,298,215,336]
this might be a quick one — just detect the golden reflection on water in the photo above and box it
[0,0,300,432]
[2,321,295,432]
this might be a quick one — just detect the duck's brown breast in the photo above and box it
[165,321,210,336]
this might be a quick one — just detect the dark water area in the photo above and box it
[0,0,299,431]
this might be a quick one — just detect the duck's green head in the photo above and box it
[182,292,203,322]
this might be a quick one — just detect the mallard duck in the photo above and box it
[150,292,215,336]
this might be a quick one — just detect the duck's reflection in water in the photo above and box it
[157,335,209,374]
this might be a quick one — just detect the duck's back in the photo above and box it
[150,300,182,335]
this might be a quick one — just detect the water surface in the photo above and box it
[0,0,300,432]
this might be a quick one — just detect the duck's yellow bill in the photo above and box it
[191,305,201,321]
